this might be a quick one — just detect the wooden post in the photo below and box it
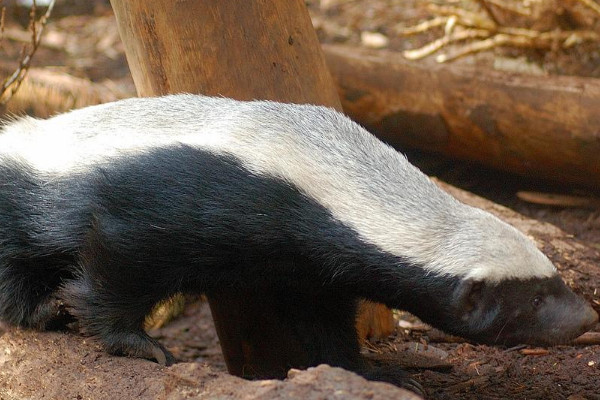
[109,0,341,107]
[110,0,393,379]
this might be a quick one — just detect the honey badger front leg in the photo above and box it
[60,225,177,366]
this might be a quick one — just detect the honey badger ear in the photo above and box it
[454,278,484,315]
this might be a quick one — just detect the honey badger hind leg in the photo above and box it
[0,257,75,331]
[27,293,76,331]
[59,230,177,366]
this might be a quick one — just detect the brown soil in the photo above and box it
[0,1,599,399]
[0,308,419,400]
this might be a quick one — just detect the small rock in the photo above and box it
[287,368,301,379]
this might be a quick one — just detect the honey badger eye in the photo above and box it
[532,296,543,307]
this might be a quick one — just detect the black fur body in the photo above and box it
[0,95,596,392]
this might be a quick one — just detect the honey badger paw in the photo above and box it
[358,366,426,398]
[29,295,76,331]
[102,330,177,366]
[59,277,177,366]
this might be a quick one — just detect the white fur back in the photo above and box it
[0,95,556,282]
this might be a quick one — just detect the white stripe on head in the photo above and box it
[0,95,557,282]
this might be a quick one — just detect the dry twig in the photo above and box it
[398,16,449,36]
[483,0,533,16]
[428,4,497,30]
[519,348,550,356]
[404,28,490,60]
[0,0,56,104]
[401,0,600,62]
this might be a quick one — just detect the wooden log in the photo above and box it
[323,44,600,189]
[110,0,393,380]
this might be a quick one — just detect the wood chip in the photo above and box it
[519,348,550,356]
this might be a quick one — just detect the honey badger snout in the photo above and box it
[443,275,598,346]
[540,288,598,343]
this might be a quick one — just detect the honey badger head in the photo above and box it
[397,208,598,346]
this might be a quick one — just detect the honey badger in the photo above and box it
[0,95,597,391]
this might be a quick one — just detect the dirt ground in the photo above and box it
[0,1,599,399]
